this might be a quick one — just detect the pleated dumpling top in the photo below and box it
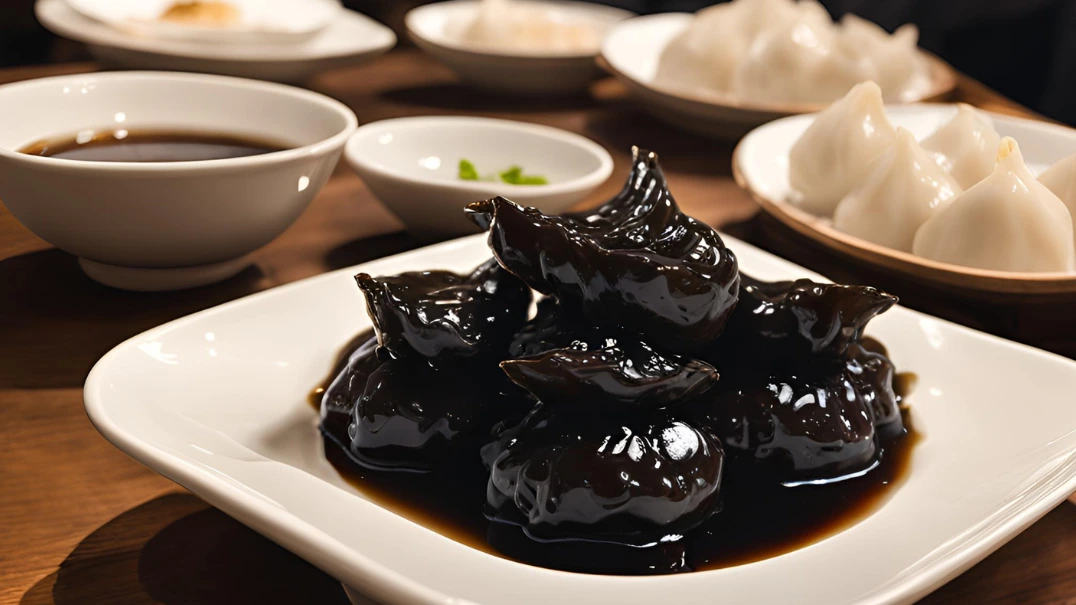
[913,138,1076,273]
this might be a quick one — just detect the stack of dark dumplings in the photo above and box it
[320,147,910,575]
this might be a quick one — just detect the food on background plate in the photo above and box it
[458,159,549,185]
[158,1,240,27]
[920,103,1003,190]
[787,85,1076,273]
[833,128,962,252]
[19,128,289,162]
[655,0,929,105]
[317,147,915,574]
[913,138,1076,273]
[64,0,339,39]
[452,0,600,54]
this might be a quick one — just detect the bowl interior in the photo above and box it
[407,0,631,57]
[0,72,352,152]
[349,117,608,189]
[735,104,1076,291]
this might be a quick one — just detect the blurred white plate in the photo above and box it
[734,104,1076,295]
[406,0,633,95]
[38,0,395,82]
[601,13,956,139]
[65,0,340,45]
[85,232,1076,605]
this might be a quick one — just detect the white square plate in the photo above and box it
[85,233,1076,605]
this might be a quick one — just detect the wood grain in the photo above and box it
[1,49,1073,605]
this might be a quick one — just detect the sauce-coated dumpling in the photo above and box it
[834,128,962,252]
[920,104,1002,190]
[355,259,531,359]
[486,404,724,547]
[788,81,897,216]
[467,148,740,354]
[688,343,900,482]
[913,138,1076,273]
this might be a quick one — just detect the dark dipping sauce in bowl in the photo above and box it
[19,129,288,162]
[313,147,920,576]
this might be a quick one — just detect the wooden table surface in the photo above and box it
[3,49,1076,605]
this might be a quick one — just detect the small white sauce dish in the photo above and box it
[0,71,357,292]
[345,116,614,240]
[36,0,396,83]
[406,0,634,95]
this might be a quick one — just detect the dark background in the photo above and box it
[3,0,1075,124]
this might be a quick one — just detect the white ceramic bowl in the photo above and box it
[733,104,1076,295]
[0,71,357,291]
[406,0,633,95]
[601,13,955,139]
[345,116,613,240]
[36,0,396,83]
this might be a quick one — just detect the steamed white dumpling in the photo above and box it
[653,2,748,94]
[730,12,872,105]
[833,128,962,252]
[1037,153,1076,242]
[912,138,1076,273]
[837,15,925,100]
[456,0,599,53]
[655,0,800,95]
[788,81,897,216]
[920,104,1002,189]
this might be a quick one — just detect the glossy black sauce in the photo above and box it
[19,129,288,162]
[310,148,921,575]
[313,330,918,575]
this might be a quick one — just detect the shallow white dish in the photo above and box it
[65,0,340,46]
[600,13,955,139]
[0,71,356,291]
[85,232,1076,604]
[406,0,633,95]
[734,104,1076,294]
[345,116,613,239]
[37,0,395,83]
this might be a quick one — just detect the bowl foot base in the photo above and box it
[78,257,250,291]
